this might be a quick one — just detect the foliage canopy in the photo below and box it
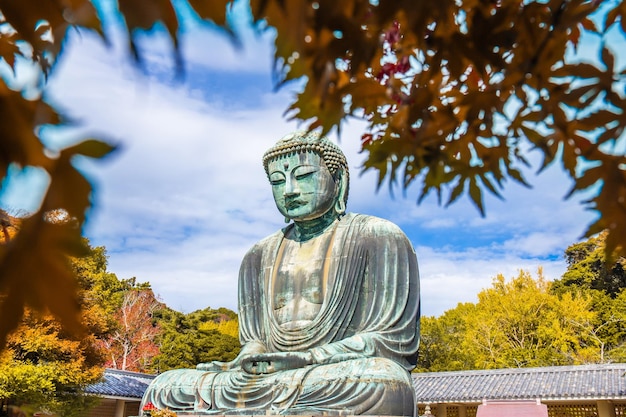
[0,0,625,344]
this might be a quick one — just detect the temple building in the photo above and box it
[414,363,626,417]
[85,369,154,417]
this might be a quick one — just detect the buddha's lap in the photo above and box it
[298,356,412,387]
[151,356,412,391]
[144,357,416,415]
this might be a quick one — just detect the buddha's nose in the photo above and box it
[284,177,300,197]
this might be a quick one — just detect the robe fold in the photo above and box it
[141,213,420,416]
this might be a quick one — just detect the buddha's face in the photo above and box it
[268,152,338,222]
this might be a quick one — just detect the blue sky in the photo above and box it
[1,3,623,317]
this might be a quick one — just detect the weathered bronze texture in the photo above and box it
[141,131,421,416]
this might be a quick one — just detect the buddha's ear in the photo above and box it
[334,168,349,217]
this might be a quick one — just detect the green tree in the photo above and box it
[551,232,626,362]
[553,231,626,297]
[70,244,134,329]
[152,307,241,373]
[1,1,626,347]
[604,289,626,361]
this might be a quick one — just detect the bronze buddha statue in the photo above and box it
[141,131,420,416]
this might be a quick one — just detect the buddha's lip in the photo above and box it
[285,200,306,209]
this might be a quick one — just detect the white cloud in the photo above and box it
[417,246,566,317]
[421,218,458,229]
[501,232,574,258]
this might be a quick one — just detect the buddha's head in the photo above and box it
[263,131,349,222]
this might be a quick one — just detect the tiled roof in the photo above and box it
[413,363,626,404]
[86,364,626,403]
[86,369,156,400]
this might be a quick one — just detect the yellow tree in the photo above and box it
[466,270,600,368]
[551,232,626,362]
[0,309,104,417]
[417,303,477,372]
[1,0,625,346]
[0,224,112,415]
[200,316,239,339]
[418,269,605,371]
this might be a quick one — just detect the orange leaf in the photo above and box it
[0,82,53,177]
[0,32,21,71]
[188,0,232,27]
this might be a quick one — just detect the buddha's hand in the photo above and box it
[197,341,267,372]
[196,360,232,372]
[241,351,314,375]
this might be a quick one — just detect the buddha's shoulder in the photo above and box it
[343,212,406,236]
[244,214,409,257]
[243,227,288,258]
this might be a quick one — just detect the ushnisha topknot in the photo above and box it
[262,131,349,180]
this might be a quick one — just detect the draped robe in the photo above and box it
[141,213,420,416]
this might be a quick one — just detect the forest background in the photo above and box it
[1,213,624,416]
